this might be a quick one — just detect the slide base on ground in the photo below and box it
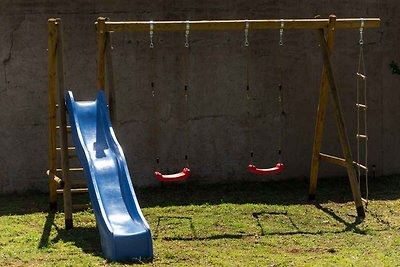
[66,90,153,261]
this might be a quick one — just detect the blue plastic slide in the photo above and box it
[65,91,153,261]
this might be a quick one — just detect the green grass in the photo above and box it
[0,176,400,266]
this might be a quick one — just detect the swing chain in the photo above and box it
[359,18,364,45]
[279,19,284,46]
[278,20,285,162]
[244,20,249,47]
[185,20,190,48]
[149,20,154,48]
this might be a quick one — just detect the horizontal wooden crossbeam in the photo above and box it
[319,153,368,170]
[101,18,380,32]
[57,188,88,194]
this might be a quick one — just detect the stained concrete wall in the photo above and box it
[0,1,398,193]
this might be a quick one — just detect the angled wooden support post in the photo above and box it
[310,15,365,217]
[309,15,337,200]
[48,19,58,211]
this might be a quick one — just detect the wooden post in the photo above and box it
[317,28,365,217]
[309,15,336,200]
[48,19,58,211]
[96,17,107,96]
[55,19,73,229]
[105,30,116,123]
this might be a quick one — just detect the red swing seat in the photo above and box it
[155,167,191,182]
[248,162,284,175]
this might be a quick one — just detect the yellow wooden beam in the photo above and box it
[102,18,380,32]
[320,153,368,171]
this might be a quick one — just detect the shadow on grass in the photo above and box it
[0,192,90,217]
[1,176,399,217]
[37,211,102,257]
[38,211,154,264]
[160,234,246,241]
[314,203,366,234]
[137,175,400,209]
[251,205,370,236]
[153,216,196,239]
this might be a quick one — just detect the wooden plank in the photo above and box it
[56,125,72,132]
[56,147,75,151]
[309,15,336,200]
[57,188,89,194]
[103,18,380,32]
[96,17,107,91]
[48,19,58,210]
[55,19,73,229]
[105,30,116,123]
[319,152,346,167]
[56,167,83,172]
[317,26,365,217]
[320,153,368,171]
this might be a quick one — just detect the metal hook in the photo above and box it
[279,19,284,46]
[244,20,249,47]
[185,20,190,48]
[149,20,154,48]
[359,18,364,45]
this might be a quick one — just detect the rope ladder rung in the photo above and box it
[356,103,367,109]
[356,134,368,139]
[354,162,368,171]
[356,72,367,79]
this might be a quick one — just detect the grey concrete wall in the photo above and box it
[0,0,398,193]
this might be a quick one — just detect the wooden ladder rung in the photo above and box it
[356,103,367,109]
[72,204,91,212]
[56,147,75,152]
[56,167,84,172]
[57,188,88,194]
[319,153,347,167]
[56,125,72,132]
[356,134,368,139]
[356,72,367,79]
[319,153,368,171]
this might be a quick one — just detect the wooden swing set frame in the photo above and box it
[48,15,380,229]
